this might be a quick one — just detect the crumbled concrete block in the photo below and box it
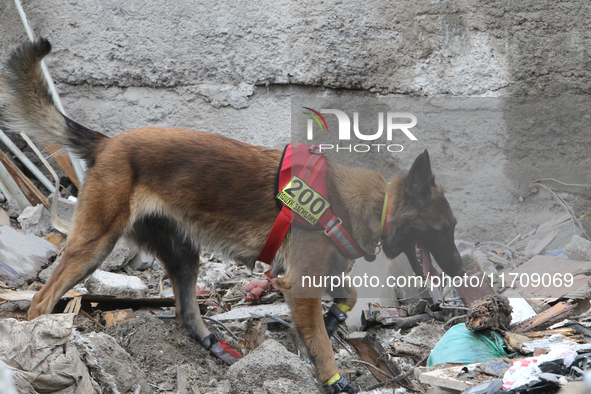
[43,240,138,283]
[126,250,156,271]
[85,270,148,298]
[17,204,52,235]
[71,331,151,394]
[0,225,57,286]
[100,238,135,271]
[225,339,320,394]
[564,235,591,261]
[198,262,230,284]
[214,303,291,322]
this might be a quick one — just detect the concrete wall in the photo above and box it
[1,0,590,242]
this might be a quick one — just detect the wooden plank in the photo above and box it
[0,149,49,207]
[0,289,82,301]
[63,295,82,314]
[42,143,80,189]
[529,230,560,256]
[347,331,402,388]
[513,300,577,333]
[103,309,136,327]
[524,327,577,338]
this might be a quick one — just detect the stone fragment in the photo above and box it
[126,250,157,271]
[225,339,320,394]
[198,262,230,285]
[564,235,591,261]
[85,270,148,298]
[100,238,135,271]
[17,204,52,235]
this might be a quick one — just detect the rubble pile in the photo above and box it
[0,196,590,394]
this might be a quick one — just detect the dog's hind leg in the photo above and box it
[129,216,208,338]
[129,216,241,365]
[29,231,120,319]
[28,192,127,320]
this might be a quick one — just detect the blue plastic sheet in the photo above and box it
[427,323,509,366]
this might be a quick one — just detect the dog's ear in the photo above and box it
[407,149,435,198]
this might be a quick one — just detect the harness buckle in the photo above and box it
[324,218,343,236]
[309,145,326,155]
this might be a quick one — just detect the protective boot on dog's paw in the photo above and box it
[323,303,349,338]
[201,333,242,365]
[327,374,359,394]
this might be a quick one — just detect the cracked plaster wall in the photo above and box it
[0,0,590,242]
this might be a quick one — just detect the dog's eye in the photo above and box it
[437,229,445,236]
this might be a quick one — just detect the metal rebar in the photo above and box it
[0,129,55,192]
[264,313,292,328]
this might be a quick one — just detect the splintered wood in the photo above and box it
[513,300,577,333]
[0,149,49,207]
[347,331,404,388]
[466,295,513,332]
[63,295,82,314]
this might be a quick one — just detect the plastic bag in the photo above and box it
[502,347,578,391]
[427,323,509,366]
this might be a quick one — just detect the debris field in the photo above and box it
[0,186,590,394]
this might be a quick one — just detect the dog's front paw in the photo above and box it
[328,374,359,393]
[201,333,243,366]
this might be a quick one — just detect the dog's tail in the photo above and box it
[0,38,107,167]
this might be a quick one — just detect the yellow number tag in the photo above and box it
[277,176,330,226]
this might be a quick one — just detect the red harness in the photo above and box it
[257,143,367,265]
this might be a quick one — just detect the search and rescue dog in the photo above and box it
[0,39,465,393]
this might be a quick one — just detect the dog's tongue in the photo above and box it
[420,244,432,277]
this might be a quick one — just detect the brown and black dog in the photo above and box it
[0,39,465,393]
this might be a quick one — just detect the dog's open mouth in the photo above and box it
[414,243,433,277]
